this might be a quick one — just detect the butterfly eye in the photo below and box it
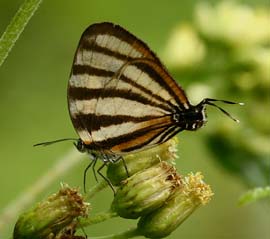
[74,139,86,153]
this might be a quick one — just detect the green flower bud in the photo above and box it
[111,162,181,219]
[13,184,89,239]
[107,137,178,185]
[137,172,213,238]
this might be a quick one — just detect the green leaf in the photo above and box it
[0,0,43,67]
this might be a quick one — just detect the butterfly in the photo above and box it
[36,22,242,191]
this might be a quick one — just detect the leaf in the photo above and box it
[0,0,43,66]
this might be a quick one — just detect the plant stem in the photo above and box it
[238,186,270,206]
[89,227,141,239]
[0,148,84,232]
[80,210,117,227]
[85,179,108,200]
[0,0,43,66]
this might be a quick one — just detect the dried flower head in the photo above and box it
[13,184,89,239]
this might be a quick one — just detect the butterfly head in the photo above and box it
[175,98,243,131]
[74,139,87,153]
[174,103,207,131]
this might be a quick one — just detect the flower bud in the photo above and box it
[111,162,180,219]
[13,184,89,239]
[137,172,213,238]
[107,137,178,185]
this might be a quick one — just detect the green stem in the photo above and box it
[85,179,108,200]
[238,186,270,206]
[80,209,117,227]
[0,0,43,66]
[89,227,141,239]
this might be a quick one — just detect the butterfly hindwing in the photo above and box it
[68,22,190,153]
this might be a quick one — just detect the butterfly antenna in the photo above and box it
[203,98,244,123]
[204,98,245,106]
[34,138,78,147]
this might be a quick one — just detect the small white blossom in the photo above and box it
[195,1,270,47]
[163,24,206,68]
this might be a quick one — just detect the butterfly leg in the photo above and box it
[111,156,130,178]
[116,156,129,178]
[83,158,97,193]
[92,158,98,182]
[97,162,116,195]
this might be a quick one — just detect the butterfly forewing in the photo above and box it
[68,22,190,154]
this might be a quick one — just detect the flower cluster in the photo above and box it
[107,138,213,238]
[138,172,212,238]
[13,139,213,239]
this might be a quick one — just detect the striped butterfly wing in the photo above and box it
[68,22,191,155]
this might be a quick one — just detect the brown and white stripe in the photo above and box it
[67,22,191,155]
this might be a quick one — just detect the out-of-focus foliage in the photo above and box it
[163,1,270,195]
[1,0,270,238]
[196,1,270,188]
[239,186,270,206]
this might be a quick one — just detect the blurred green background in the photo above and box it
[0,0,269,238]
